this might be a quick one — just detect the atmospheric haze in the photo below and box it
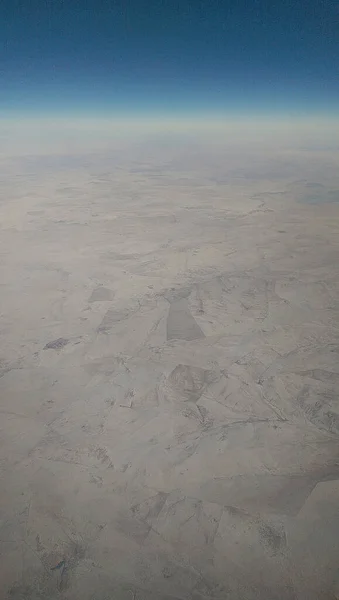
[1,0,339,598]
[1,116,339,599]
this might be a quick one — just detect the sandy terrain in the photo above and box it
[1,125,339,599]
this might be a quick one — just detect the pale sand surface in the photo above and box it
[1,128,339,599]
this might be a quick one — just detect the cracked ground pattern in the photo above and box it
[1,127,339,599]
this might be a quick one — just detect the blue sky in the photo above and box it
[1,0,339,116]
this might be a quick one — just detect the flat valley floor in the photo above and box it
[1,129,339,599]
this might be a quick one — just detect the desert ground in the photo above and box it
[1,122,339,599]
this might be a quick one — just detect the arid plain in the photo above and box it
[1,120,339,599]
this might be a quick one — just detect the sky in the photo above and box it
[1,0,339,118]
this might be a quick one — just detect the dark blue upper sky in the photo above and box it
[1,0,338,115]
